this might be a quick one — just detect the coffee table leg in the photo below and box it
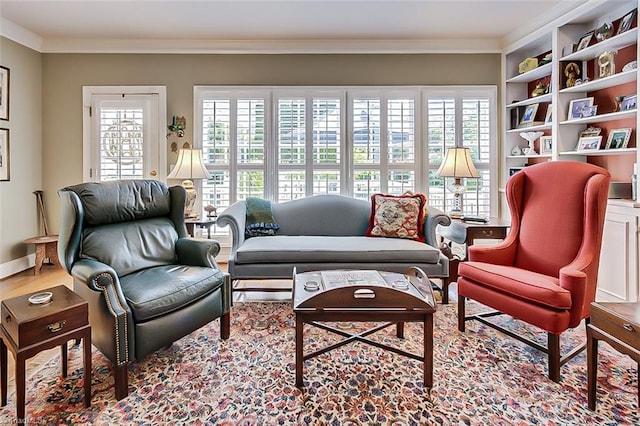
[0,338,6,407]
[295,315,303,388]
[61,341,68,378]
[424,315,433,390]
[587,327,598,410]
[16,352,26,422]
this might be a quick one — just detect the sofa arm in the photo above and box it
[424,205,451,247]
[175,237,222,268]
[216,200,247,255]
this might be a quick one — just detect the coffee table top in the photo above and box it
[293,268,436,311]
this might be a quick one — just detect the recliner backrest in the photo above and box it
[507,161,610,279]
[58,180,187,276]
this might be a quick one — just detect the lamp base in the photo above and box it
[447,179,466,219]
[182,179,198,218]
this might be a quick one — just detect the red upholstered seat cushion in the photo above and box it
[366,193,427,242]
[458,261,571,310]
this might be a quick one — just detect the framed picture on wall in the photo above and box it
[0,66,9,121]
[0,128,9,181]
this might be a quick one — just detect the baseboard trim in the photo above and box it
[0,254,35,280]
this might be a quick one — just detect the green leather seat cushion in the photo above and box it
[119,265,226,322]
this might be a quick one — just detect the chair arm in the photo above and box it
[424,206,451,247]
[216,201,247,255]
[467,237,518,265]
[70,258,132,366]
[175,237,222,268]
[559,255,593,328]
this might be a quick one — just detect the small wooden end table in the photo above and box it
[293,268,436,389]
[23,235,61,275]
[0,286,91,423]
[587,301,640,410]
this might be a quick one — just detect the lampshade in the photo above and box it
[436,147,480,178]
[167,148,212,180]
[167,148,211,218]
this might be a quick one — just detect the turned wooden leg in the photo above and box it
[396,322,405,339]
[587,326,598,410]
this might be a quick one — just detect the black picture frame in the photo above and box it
[0,66,9,121]
[617,9,637,35]
[576,31,594,51]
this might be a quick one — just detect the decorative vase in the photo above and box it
[519,131,544,155]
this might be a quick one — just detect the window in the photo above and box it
[195,86,496,225]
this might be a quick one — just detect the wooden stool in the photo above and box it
[23,235,60,275]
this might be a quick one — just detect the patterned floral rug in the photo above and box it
[0,301,637,425]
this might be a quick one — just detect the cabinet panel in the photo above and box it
[597,209,638,302]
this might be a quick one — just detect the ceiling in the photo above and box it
[0,0,589,54]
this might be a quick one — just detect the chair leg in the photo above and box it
[548,333,561,383]
[458,295,466,332]
[114,363,129,400]
[220,311,231,340]
[441,277,450,304]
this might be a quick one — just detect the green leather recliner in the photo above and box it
[57,179,231,400]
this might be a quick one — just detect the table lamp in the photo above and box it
[167,147,212,218]
[436,147,480,219]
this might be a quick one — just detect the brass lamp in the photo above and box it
[167,146,211,218]
[436,147,480,219]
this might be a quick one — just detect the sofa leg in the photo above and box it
[220,311,231,340]
[458,295,466,332]
[548,333,561,383]
[114,363,129,400]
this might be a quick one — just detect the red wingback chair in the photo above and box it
[457,161,610,382]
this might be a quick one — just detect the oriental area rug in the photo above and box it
[0,301,637,425]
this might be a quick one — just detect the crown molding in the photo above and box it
[0,18,43,52]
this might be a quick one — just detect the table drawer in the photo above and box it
[2,303,87,347]
[591,305,640,351]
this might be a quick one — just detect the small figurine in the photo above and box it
[531,81,547,97]
[564,62,580,88]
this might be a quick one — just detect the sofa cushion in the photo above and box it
[245,197,280,238]
[119,265,226,322]
[235,236,441,264]
[366,193,426,242]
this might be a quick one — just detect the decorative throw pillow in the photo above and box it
[366,193,427,242]
[245,197,280,238]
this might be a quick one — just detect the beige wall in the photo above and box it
[3,49,501,269]
[0,37,42,267]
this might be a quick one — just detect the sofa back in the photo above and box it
[273,195,370,236]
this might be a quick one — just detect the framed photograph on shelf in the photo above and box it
[621,94,637,110]
[544,105,553,124]
[508,167,525,177]
[0,128,9,181]
[540,136,553,154]
[576,135,602,151]
[519,103,538,127]
[580,105,598,118]
[605,128,632,149]
[617,9,637,35]
[576,31,594,51]
[568,97,594,120]
[0,66,9,121]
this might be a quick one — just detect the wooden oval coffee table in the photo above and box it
[292,267,437,390]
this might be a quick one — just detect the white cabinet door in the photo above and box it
[597,207,639,302]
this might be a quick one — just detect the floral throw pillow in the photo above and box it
[366,193,427,242]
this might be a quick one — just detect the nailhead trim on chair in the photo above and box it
[94,272,129,366]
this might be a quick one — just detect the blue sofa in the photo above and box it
[217,194,452,302]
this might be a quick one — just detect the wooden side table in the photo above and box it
[587,302,639,411]
[0,286,91,423]
[185,218,217,239]
[437,217,510,286]
[23,235,61,275]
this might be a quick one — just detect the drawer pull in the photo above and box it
[354,289,375,299]
[47,320,67,333]
[622,323,635,332]
[482,230,494,237]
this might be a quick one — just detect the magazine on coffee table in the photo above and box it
[320,270,388,288]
